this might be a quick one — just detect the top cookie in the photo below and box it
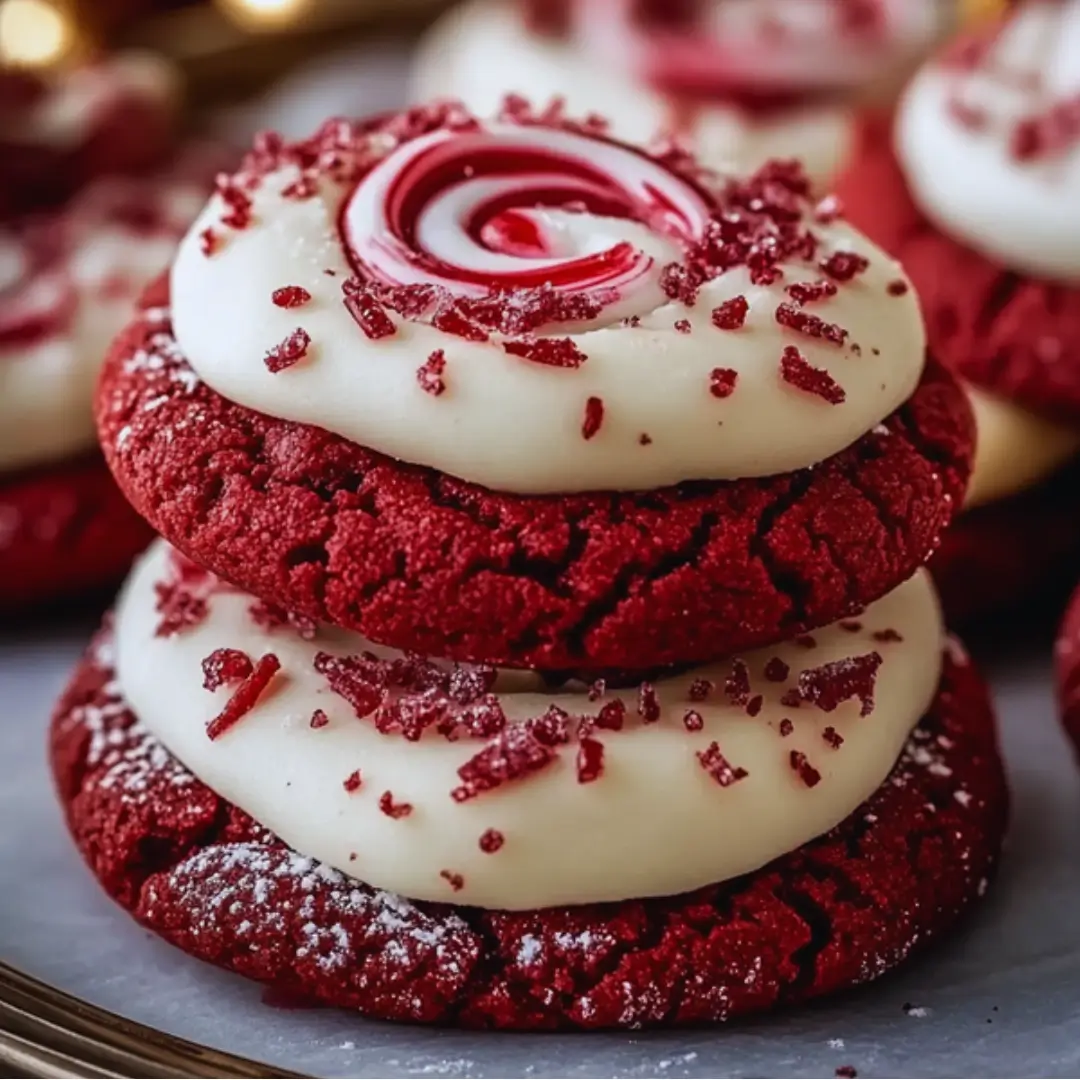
[99,103,972,669]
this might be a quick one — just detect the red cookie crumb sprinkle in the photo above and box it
[504,336,587,368]
[887,279,910,297]
[795,635,817,649]
[675,318,692,334]
[683,709,704,732]
[576,737,605,783]
[282,174,318,200]
[264,328,311,374]
[814,194,844,224]
[201,648,254,692]
[154,579,209,639]
[582,396,604,440]
[199,228,220,257]
[638,433,652,445]
[216,177,253,230]
[310,709,329,729]
[790,750,822,788]
[472,829,504,857]
[746,694,763,718]
[343,769,363,793]
[697,742,749,787]
[823,726,844,749]
[780,346,846,405]
[1011,94,1080,162]
[378,791,413,819]
[775,303,848,346]
[709,367,739,399]
[820,251,870,282]
[587,679,606,702]
[440,870,465,892]
[764,658,790,683]
[786,280,838,305]
[595,700,626,731]
[873,629,904,643]
[205,654,281,741]
[272,286,312,309]
[836,1067,858,1078]
[342,278,396,340]
[712,295,749,330]
[779,718,794,737]
[248,600,318,640]
[781,689,803,709]
[417,349,447,397]
[798,652,884,717]
[688,678,714,702]
[725,660,751,707]
[840,620,863,633]
[452,726,556,802]
[638,683,661,723]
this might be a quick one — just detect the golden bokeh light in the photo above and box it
[215,0,315,32]
[0,0,74,68]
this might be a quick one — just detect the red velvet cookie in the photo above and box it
[96,297,974,671]
[0,455,153,613]
[833,101,1080,426]
[52,627,1006,1031]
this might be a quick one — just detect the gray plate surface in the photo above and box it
[1,618,1079,1079]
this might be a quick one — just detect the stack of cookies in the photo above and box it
[53,102,1008,1029]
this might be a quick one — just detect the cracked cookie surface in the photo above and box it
[51,627,1006,1030]
[96,286,973,671]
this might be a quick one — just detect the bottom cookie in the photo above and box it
[51,627,1007,1031]
[932,473,1080,628]
[0,455,153,613]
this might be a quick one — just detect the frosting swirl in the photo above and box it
[0,174,207,474]
[897,0,1080,282]
[171,107,925,494]
[116,540,944,910]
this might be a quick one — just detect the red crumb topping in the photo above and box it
[264,328,311,373]
[820,251,870,282]
[709,367,739,399]
[576,737,605,783]
[440,870,465,892]
[840,620,863,633]
[452,726,556,802]
[873,628,904,643]
[779,718,794,737]
[746,695,763,718]
[587,679,607,701]
[206,654,281,741]
[683,709,704,732]
[528,705,571,748]
[798,652,883,716]
[764,658,790,683]
[814,194,844,224]
[780,346,846,405]
[887,279,909,297]
[638,683,661,723]
[1011,94,1080,162]
[790,750,821,788]
[417,349,447,397]
[504,336,588,368]
[342,278,397,340]
[582,396,604,440]
[310,709,329,729]
[272,286,312,309]
[795,635,817,649]
[596,700,627,731]
[343,769,363,793]
[836,1067,858,1078]
[638,432,653,445]
[823,726,844,749]
[781,689,803,709]
[248,600,318,640]
[712,295,749,330]
[379,791,413,818]
[199,228,220,257]
[201,648,254,692]
[786,280,838,305]
[775,302,848,346]
[479,828,505,853]
[282,174,318,200]
[725,660,751,707]
[688,678,714,702]
[697,742,749,787]
[216,176,254,230]
[432,304,491,342]
[154,574,211,639]
[675,318,692,334]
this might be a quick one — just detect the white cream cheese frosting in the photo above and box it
[116,540,944,911]
[171,115,925,495]
[0,176,207,475]
[897,0,1080,282]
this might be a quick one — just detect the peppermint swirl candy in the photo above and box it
[342,123,713,329]
[573,0,940,105]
